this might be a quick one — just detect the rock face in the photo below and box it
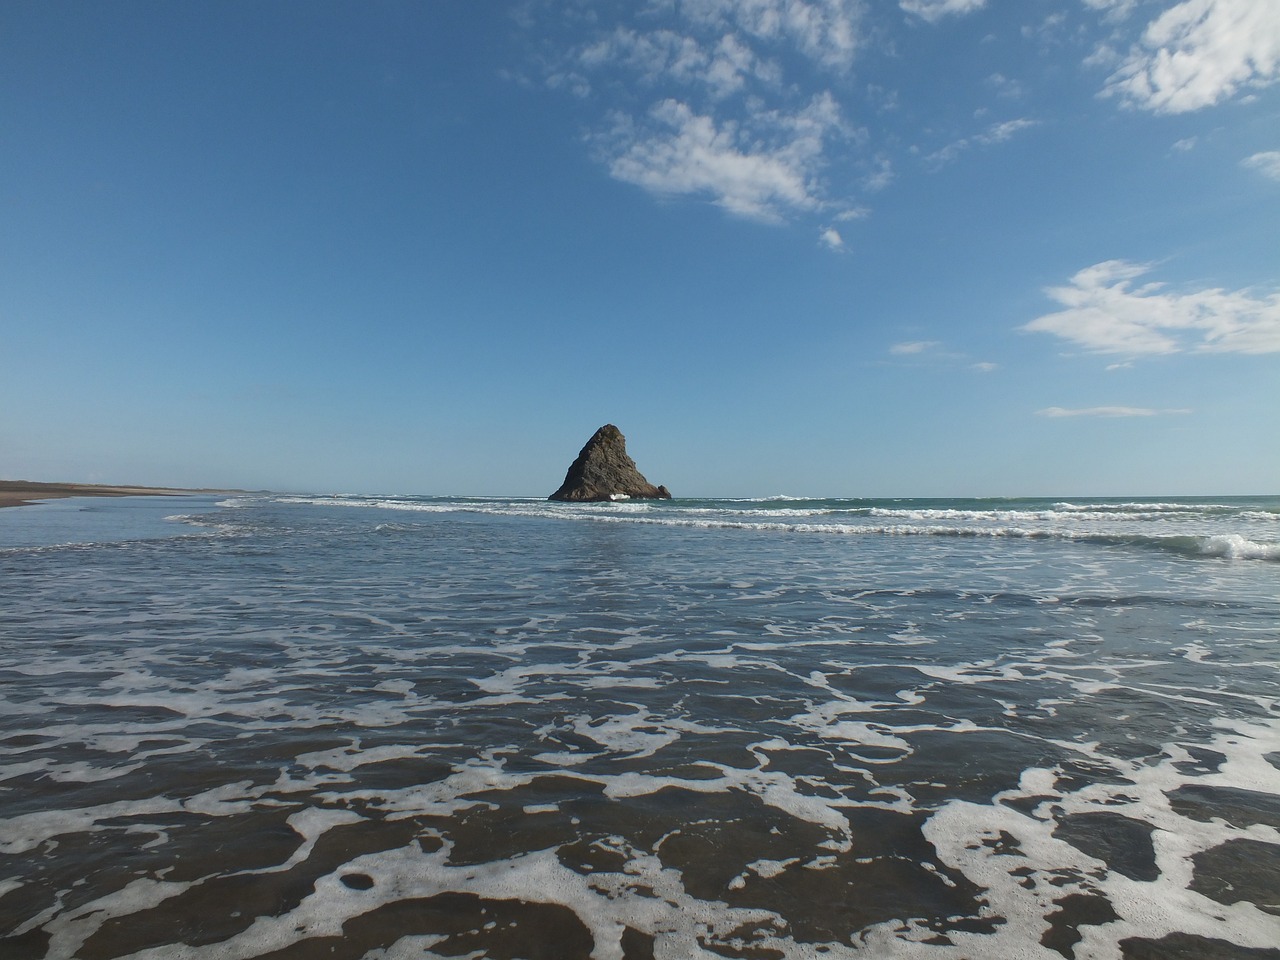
[548,425,672,502]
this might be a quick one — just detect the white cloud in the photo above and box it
[1242,150,1280,180]
[1023,260,1280,355]
[820,226,844,249]
[971,361,998,372]
[1101,0,1280,113]
[900,0,986,23]
[1172,136,1199,151]
[890,340,941,354]
[1037,406,1191,418]
[553,2,866,222]
[605,94,844,220]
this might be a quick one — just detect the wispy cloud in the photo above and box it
[1100,0,1280,113]
[1082,0,1138,22]
[985,73,1025,99]
[820,226,844,250]
[862,155,894,191]
[926,118,1038,168]
[1037,406,1192,418]
[900,0,987,23]
[673,0,865,72]
[1242,150,1280,180]
[578,28,779,100]
[983,118,1039,143]
[888,341,995,370]
[1023,261,1280,356]
[890,340,941,355]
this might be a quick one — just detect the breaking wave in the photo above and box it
[274,495,1280,562]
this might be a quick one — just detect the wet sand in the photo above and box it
[0,480,223,509]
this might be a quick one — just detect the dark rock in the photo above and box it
[548,425,672,502]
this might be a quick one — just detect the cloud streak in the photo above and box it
[1037,406,1192,418]
[1023,261,1280,356]
[925,118,1038,168]
[890,340,941,355]
[900,0,986,23]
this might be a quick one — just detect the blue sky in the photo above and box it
[2,0,1277,497]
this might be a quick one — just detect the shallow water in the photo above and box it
[1,494,1278,959]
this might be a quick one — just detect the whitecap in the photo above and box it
[1195,534,1280,561]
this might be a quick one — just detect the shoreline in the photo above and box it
[0,480,233,509]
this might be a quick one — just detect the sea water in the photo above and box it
[0,493,1277,959]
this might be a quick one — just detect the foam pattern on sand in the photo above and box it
[1,494,1278,959]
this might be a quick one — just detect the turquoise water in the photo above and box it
[1,494,1277,958]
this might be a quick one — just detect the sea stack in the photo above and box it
[548,424,672,502]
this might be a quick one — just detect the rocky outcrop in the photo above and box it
[548,425,672,502]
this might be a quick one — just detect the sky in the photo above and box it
[2,0,1278,497]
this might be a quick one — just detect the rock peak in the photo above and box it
[548,424,672,502]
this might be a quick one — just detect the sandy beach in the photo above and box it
[0,480,220,509]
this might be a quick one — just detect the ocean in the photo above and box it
[1,493,1277,959]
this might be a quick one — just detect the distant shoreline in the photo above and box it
[0,481,232,509]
